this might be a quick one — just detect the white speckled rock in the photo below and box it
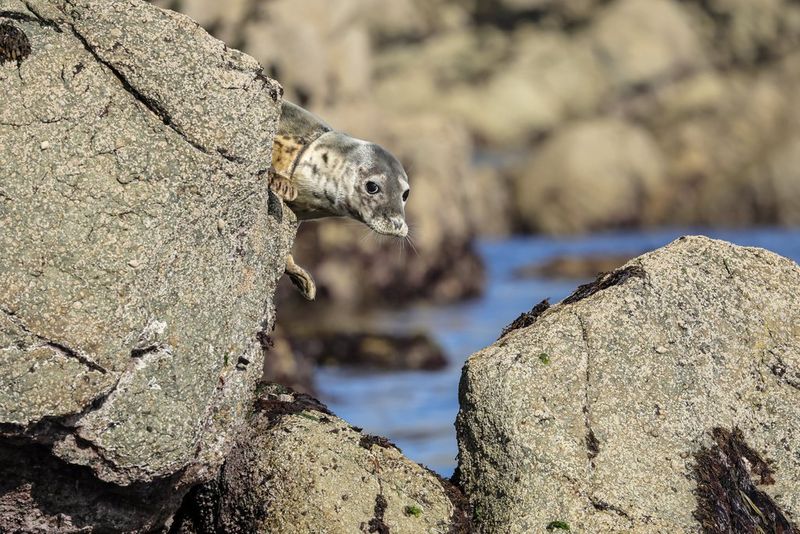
[0,0,290,531]
[456,236,800,532]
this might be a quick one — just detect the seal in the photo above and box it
[269,101,411,300]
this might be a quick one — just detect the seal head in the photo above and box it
[288,131,410,237]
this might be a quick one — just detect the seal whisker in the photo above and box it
[359,229,373,243]
[405,235,419,257]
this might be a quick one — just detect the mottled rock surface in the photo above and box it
[172,384,471,534]
[289,328,447,371]
[456,236,800,532]
[0,0,289,530]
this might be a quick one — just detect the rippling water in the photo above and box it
[316,228,800,476]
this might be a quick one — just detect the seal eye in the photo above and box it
[365,181,380,194]
[402,189,409,202]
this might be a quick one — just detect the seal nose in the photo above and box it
[391,218,408,237]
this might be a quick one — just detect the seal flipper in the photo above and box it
[284,254,316,301]
[268,166,298,201]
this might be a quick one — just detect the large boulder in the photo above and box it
[456,236,800,532]
[638,68,789,227]
[0,0,291,531]
[512,118,667,234]
[172,384,471,533]
[589,0,707,91]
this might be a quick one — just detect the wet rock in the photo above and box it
[289,328,447,371]
[172,384,471,533]
[512,253,639,280]
[513,118,667,234]
[0,0,290,530]
[456,236,800,532]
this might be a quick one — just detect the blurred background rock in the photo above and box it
[153,0,800,389]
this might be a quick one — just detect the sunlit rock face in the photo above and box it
[457,236,800,533]
[0,0,292,530]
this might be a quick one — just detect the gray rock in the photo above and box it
[0,0,290,530]
[456,236,800,532]
[172,384,471,534]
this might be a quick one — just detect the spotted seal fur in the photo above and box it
[269,101,410,300]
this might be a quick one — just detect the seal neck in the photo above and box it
[272,101,332,178]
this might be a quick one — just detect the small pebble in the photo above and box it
[655,346,668,354]
[128,259,141,268]
[217,219,226,232]
[40,141,50,150]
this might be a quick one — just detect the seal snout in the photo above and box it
[388,216,409,238]
[368,216,408,238]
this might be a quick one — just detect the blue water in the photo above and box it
[316,228,800,476]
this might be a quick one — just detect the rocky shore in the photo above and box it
[152,0,800,396]
[2,1,799,533]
